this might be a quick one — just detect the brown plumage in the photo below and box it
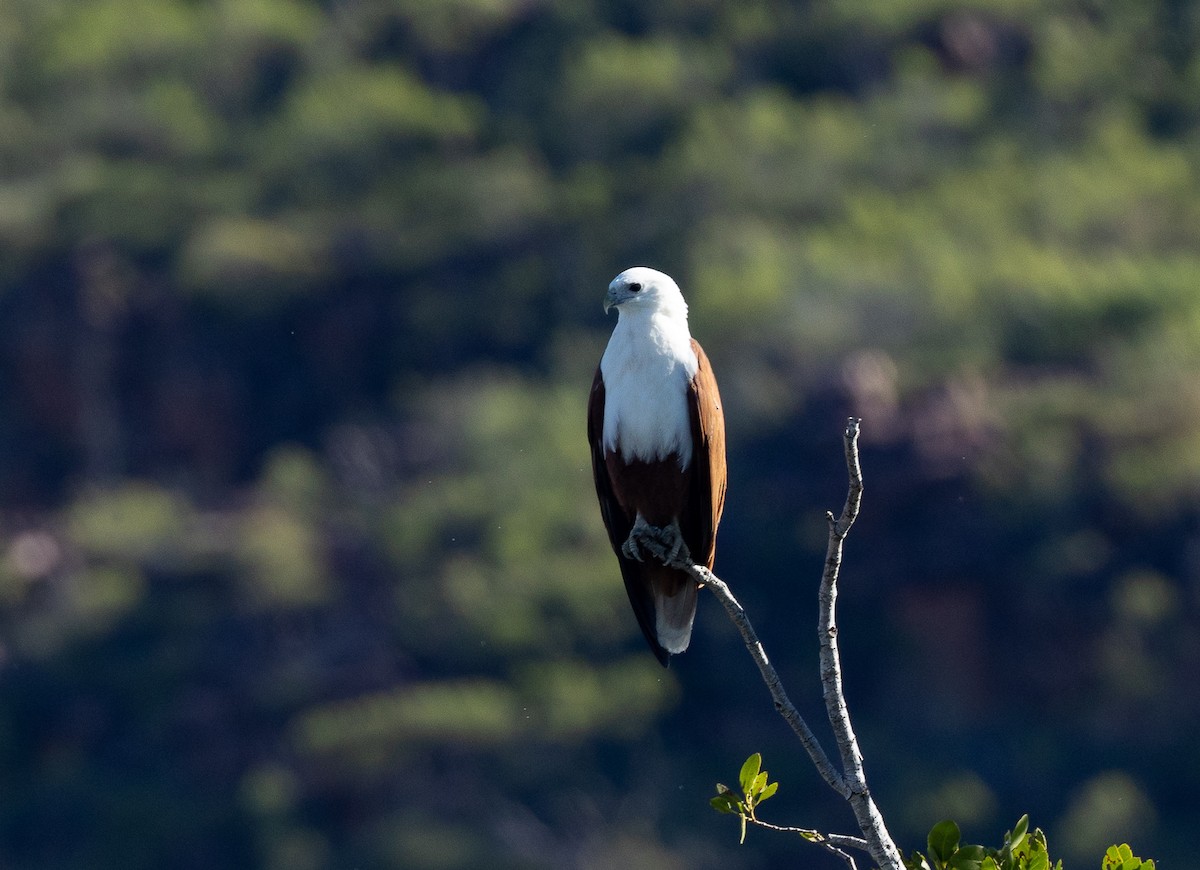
[588,268,727,665]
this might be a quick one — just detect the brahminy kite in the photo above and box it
[588,267,727,666]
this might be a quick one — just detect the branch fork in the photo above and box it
[674,418,904,870]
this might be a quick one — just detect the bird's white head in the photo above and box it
[604,267,689,320]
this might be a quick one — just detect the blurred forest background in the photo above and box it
[2,0,1200,867]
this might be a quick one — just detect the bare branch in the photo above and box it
[817,418,904,870]
[686,564,847,796]
[832,416,864,538]
[655,418,903,870]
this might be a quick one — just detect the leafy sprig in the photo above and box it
[709,753,780,844]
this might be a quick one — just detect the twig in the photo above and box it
[748,818,869,870]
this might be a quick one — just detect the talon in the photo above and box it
[665,534,689,566]
[636,530,668,562]
[653,519,689,568]
[666,542,692,569]
[621,536,646,562]
[622,516,656,562]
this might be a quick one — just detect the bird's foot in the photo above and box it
[622,519,692,570]
[621,516,654,562]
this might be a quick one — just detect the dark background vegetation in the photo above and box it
[3,1,1200,867]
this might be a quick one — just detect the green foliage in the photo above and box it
[66,482,191,562]
[1102,844,1156,870]
[280,65,481,159]
[709,760,1157,870]
[293,679,523,757]
[709,753,780,844]
[900,816,1156,870]
[236,503,328,608]
[907,816,1051,870]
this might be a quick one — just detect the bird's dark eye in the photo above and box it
[629,282,642,292]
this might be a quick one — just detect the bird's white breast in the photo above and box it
[600,311,698,468]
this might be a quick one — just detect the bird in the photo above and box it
[587,267,727,666]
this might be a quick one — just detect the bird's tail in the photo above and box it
[652,568,698,656]
[618,560,698,667]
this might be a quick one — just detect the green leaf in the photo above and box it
[739,811,747,845]
[1102,845,1155,870]
[906,851,932,870]
[749,771,769,800]
[709,794,736,814]
[1109,844,1134,861]
[997,814,1030,869]
[1009,815,1029,850]
[1026,851,1049,870]
[710,782,746,816]
[928,820,962,864]
[1103,844,1136,868]
[758,780,779,802]
[949,844,985,870]
[739,753,762,795]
